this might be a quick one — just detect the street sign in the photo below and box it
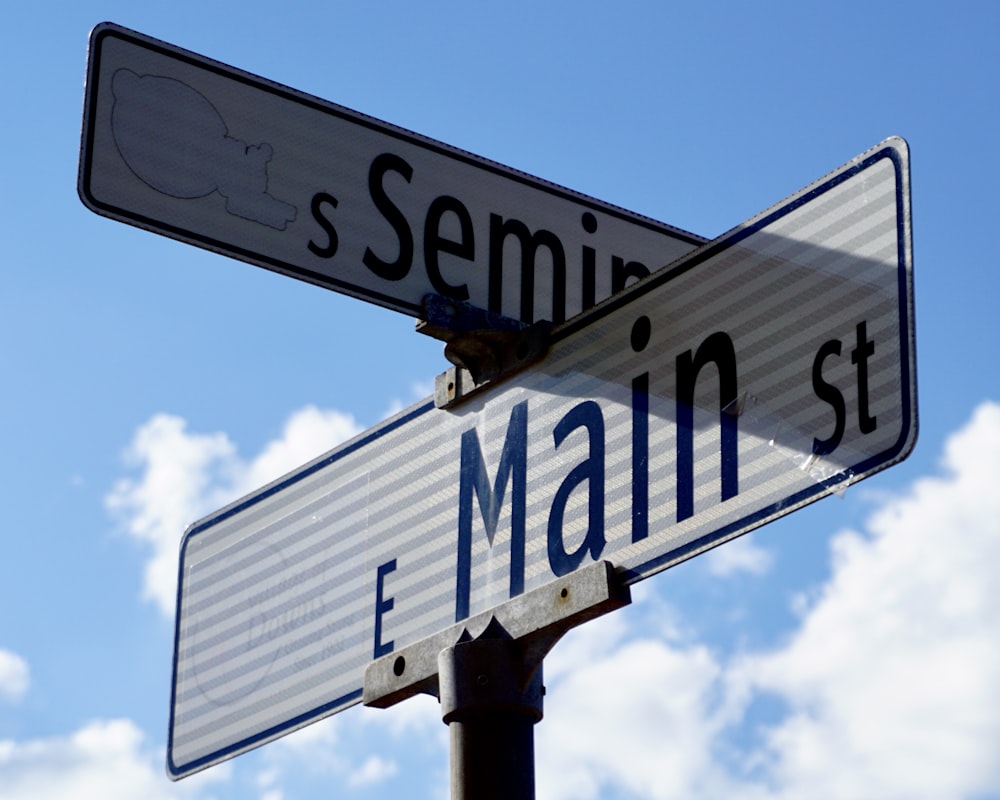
[168,137,915,779]
[78,23,704,324]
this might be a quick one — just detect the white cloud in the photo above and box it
[268,715,341,761]
[347,755,399,788]
[539,637,734,800]
[106,406,362,617]
[735,400,1000,799]
[0,719,227,800]
[703,534,774,577]
[105,414,235,617]
[254,765,284,800]
[0,650,29,704]
[258,716,401,794]
[240,405,364,492]
[538,400,1000,800]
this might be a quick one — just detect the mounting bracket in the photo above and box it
[363,559,630,709]
[363,561,630,799]
[416,294,551,409]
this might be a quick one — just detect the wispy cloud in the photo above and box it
[347,755,399,788]
[0,650,29,704]
[704,534,774,577]
[258,716,402,794]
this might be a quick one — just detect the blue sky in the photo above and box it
[2,2,999,799]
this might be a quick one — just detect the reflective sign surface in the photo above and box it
[169,138,915,778]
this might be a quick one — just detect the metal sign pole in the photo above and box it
[364,560,631,799]
[439,619,544,800]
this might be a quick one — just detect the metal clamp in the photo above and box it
[416,294,552,409]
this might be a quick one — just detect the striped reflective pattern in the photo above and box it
[169,138,914,778]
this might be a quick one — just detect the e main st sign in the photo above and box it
[164,140,915,778]
[78,24,915,785]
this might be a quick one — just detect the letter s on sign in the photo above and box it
[307,191,339,258]
[363,153,414,281]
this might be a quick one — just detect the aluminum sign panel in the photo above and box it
[79,23,704,323]
[169,138,915,778]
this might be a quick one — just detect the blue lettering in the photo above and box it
[631,316,651,542]
[455,401,528,621]
[676,331,739,522]
[373,559,397,658]
[547,401,606,576]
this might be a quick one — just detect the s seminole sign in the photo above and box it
[78,23,704,324]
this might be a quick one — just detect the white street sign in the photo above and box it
[79,23,704,324]
[168,137,916,779]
